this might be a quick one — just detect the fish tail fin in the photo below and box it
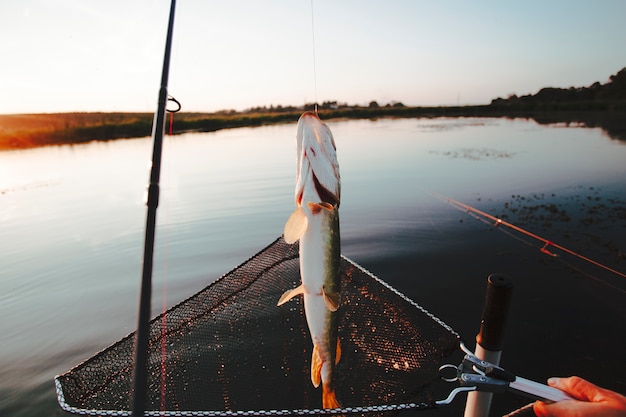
[312,343,341,408]
[322,383,341,409]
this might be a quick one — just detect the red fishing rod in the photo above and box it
[132,1,177,416]
[427,189,626,280]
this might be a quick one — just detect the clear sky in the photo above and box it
[2,0,625,114]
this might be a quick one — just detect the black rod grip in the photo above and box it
[476,274,514,351]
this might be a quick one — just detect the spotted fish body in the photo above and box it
[278,112,341,409]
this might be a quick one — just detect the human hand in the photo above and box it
[533,376,626,417]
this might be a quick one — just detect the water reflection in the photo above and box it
[1,117,625,416]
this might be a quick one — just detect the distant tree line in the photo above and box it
[246,100,405,113]
[4,68,626,150]
[491,67,626,110]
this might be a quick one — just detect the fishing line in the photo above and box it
[159,49,182,417]
[422,188,626,292]
[159,114,171,414]
[155,4,182,413]
[160,270,168,413]
[167,96,181,135]
[310,0,318,111]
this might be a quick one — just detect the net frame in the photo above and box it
[55,237,460,416]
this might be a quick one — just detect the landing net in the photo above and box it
[55,237,459,416]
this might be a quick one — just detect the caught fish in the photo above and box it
[278,111,342,409]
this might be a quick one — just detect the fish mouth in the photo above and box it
[295,112,340,207]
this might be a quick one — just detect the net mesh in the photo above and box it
[55,237,459,416]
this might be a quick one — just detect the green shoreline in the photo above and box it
[2,104,626,151]
[3,67,624,150]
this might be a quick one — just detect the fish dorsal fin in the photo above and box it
[283,207,307,244]
[322,286,341,312]
[277,284,305,306]
[311,343,322,388]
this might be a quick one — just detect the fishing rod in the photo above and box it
[426,189,626,281]
[132,1,177,416]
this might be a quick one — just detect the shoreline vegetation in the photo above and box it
[1,68,625,151]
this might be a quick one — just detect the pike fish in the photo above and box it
[278,111,342,409]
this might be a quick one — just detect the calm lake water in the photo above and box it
[1,117,625,416]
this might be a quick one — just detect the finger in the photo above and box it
[549,376,602,402]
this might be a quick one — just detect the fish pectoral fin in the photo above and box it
[277,284,305,306]
[311,344,322,388]
[283,207,307,244]
[322,286,341,312]
[307,201,334,214]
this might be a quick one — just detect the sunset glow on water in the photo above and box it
[1,117,625,416]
